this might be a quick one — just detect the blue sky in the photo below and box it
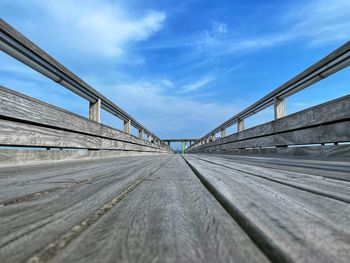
[1,0,350,149]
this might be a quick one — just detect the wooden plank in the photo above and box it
[185,155,350,263]
[0,119,101,149]
[0,85,101,135]
[0,86,170,153]
[274,94,350,132]
[188,154,350,200]
[205,145,350,159]
[189,95,350,154]
[190,153,350,181]
[49,156,269,263]
[189,120,350,154]
[0,155,172,262]
[0,149,167,167]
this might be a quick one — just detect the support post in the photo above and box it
[274,97,286,119]
[89,99,101,122]
[148,134,153,143]
[138,129,144,140]
[221,128,226,138]
[182,141,185,154]
[123,119,131,134]
[167,141,171,146]
[237,118,244,132]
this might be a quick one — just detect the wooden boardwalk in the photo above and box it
[1,154,349,263]
[1,20,350,263]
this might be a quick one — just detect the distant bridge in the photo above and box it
[1,18,350,263]
[162,139,198,154]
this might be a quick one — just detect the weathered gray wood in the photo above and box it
[123,119,131,134]
[188,95,350,154]
[274,97,286,119]
[0,86,170,155]
[48,156,269,263]
[206,145,350,159]
[0,119,168,155]
[0,149,166,167]
[190,153,350,181]
[0,85,101,135]
[185,154,350,263]
[89,99,101,122]
[0,119,101,149]
[188,154,350,200]
[237,118,244,132]
[189,121,350,154]
[0,155,172,262]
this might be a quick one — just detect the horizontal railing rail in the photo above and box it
[0,19,170,150]
[186,94,350,158]
[188,41,350,150]
[0,85,171,155]
[163,139,198,142]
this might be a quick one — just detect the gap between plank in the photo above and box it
[181,155,293,263]
[190,155,350,204]
[27,155,173,263]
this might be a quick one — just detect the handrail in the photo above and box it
[188,40,350,150]
[0,19,169,150]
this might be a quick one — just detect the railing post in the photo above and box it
[138,129,144,140]
[89,99,101,123]
[274,97,286,119]
[148,134,153,143]
[123,119,131,134]
[221,128,226,138]
[237,118,244,132]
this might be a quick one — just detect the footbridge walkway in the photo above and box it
[1,19,350,263]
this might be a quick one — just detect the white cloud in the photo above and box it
[97,80,242,138]
[2,0,166,57]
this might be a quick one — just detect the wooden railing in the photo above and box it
[186,94,350,158]
[187,41,350,156]
[0,18,169,150]
[0,85,171,165]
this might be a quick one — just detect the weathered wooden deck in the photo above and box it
[1,154,349,263]
[1,19,350,263]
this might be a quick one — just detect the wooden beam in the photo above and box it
[274,97,286,119]
[221,128,226,138]
[237,118,244,132]
[138,129,144,140]
[123,119,131,134]
[89,99,101,122]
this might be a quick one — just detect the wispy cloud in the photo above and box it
[96,79,243,138]
[181,75,216,92]
[142,0,350,57]
[181,65,241,93]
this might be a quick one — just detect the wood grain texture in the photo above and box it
[0,155,172,262]
[0,149,166,167]
[188,95,350,154]
[184,154,350,263]
[49,156,269,263]
[0,85,170,154]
